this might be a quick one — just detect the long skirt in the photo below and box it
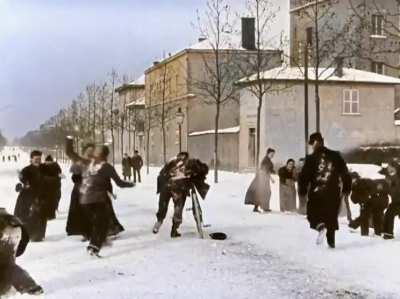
[66,185,123,237]
[14,191,47,242]
[245,171,271,211]
[279,180,297,212]
[66,183,90,237]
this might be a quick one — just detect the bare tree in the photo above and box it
[109,69,118,165]
[237,0,283,169]
[290,1,358,132]
[192,0,240,183]
[349,0,400,72]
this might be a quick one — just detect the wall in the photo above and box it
[290,0,400,77]
[188,133,239,171]
[240,81,399,168]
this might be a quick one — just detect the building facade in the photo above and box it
[238,67,400,169]
[290,0,400,78]
[115,75,146,162]
[144,22,282,169]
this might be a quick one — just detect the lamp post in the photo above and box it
[175,108,185,152]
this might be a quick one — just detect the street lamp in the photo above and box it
[175,107,185,152]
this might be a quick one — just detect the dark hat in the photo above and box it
[308,132,324,145]
[45,155,54,162]
[209,232,228,240]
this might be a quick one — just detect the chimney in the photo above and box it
[335,57,344,77]
[241,17,256,50]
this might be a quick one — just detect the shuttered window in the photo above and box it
[343,89,360,115]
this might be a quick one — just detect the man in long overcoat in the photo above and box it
[298,133,352,248]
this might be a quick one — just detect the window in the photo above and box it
[306,27,313,45]
[372,15,384,36]
[343,89,360,115]
[371,62,385,75]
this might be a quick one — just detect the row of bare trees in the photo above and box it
[17,70,142,165]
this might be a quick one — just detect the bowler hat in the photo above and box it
[308,132,324,145]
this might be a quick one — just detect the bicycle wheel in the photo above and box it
[192,189,205,239]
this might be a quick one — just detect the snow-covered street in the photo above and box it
[1,149,399,299]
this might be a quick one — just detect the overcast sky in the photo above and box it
[0,0,288,139]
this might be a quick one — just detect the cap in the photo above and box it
[308,132,324,145]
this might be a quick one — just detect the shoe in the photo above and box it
[87,245,101,257]
[153,221,163,234]
[171,229,182,238]
[171,224,181,238]
[383,233,394,240]
[326,229,335,249]
[316,223,327,245]
[348,220,358,230]
[27,285,44,295]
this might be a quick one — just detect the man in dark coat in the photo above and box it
[14,150,55,242]
[298,133,352,248]
[42,155,62,220]
[0,208,43,296]
[153,152,209,238]
[131,150,143,183]
[380,162,400,240]
[349,173,389,236]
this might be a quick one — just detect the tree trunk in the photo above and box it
[256,95,262,170]
[214,102,220,183]
[315,83,320,133]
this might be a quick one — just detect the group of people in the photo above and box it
[122,151,143,183]
[0,152,62,296]
[1,154,19,162]
[246,131,400,248]
[1,137,211,296]
[245,148,306,215]
[6,131,400,296]
[14,152,62,242]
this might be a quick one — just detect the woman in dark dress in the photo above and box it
[65,138,134,256]
[245,148,276,213]
[65,143,94,238]
[279,159,297,212]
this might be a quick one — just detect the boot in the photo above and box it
[316,223,327,245]
[326,229,335,249]
[27,285,44,295]
[152,220,163,234]
[383,233,394,240]
[170,223,181,238]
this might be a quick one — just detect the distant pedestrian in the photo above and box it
[131,150,143,183]
[122,153,132,181]
[279,159,297,212]
[298,132,351,248]
[245,148,276,213]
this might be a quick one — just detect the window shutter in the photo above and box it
[372,15,376,35]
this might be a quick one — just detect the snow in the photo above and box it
[128,74,145,87]
[1,147,400,298]
[126,96,145,107]
[189,126,240,137]
[238,66,400,85]
[188,34,276,52]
